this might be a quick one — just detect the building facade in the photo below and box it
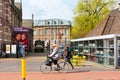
[33,19,72,47]
[0,0,22,50]
[71,34,120,68]
[71,4,120,68]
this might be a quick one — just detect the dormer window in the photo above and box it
[61,21,63,24]
[47,21,50,25]
[54,21,57,24]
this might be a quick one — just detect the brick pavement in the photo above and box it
[0,71,120,80]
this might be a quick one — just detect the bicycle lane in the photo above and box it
[0,71,120,80]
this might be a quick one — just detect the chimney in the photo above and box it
[118,3,120,11]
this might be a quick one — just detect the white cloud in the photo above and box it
[24,0,73,20]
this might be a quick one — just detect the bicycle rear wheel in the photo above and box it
[58,62,69,73]
[40,62,52,73]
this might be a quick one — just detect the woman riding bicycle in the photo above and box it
[40,44,70,73]
[48,43,62,70]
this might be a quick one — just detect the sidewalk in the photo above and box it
[0,71,120,80]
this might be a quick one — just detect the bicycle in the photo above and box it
[40,57,70,73]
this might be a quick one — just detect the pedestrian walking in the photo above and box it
[64,46,74,69]
[69,44,74,55]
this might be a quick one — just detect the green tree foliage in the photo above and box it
[72,0,117,39]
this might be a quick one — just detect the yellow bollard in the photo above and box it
[22,58,26,80]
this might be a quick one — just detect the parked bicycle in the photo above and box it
[40,57,71,73]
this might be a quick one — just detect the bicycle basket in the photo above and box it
[45,59,52,66]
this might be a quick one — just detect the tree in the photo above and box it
[71,0,117,39]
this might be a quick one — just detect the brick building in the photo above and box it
[0,0,22,50]
[33,19,72,47]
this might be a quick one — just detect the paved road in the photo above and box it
[0,51,119,72]
[0,51,120,80]
[0,51,47,72]
[0,50,120,72]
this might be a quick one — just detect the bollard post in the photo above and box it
[21,45,26,80]
[22,57,26,80]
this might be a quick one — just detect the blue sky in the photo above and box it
[15,0,78,21]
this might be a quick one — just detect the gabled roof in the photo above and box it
[86,8,120,37]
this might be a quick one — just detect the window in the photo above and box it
[45,38,48,41]
[61,21,63,24]
[51,37,54,41]
[97,39,103,47]
[51,29,54,35]
[65,37,67,43]
[34,30,36,35]
[64,28,68,35]
[47,21,50,25]
[45,28,48,35]
[0,18,2,30]
[54,21,57,25]
[58,28,61,34]
[38,29,41,35]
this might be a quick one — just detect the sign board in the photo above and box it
[6,45,10,54]
[11,45,16,54]
[13,27,29,50]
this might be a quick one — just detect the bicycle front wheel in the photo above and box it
[58,62,69,73]
[40,62,52,73]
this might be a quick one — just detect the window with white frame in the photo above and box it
[64,28,68,35]
[54,21,57,25]
[45,38,48,41]
[47,21,50,25]
[51,28,54,35]
[45,28,48,35]
[51,37,54,41]
[38,29,41,35]
[61,21,63,24]
[58,28,61,34]
[34,30,36,35]
[38,38,41,40]
[65,37,67,43]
